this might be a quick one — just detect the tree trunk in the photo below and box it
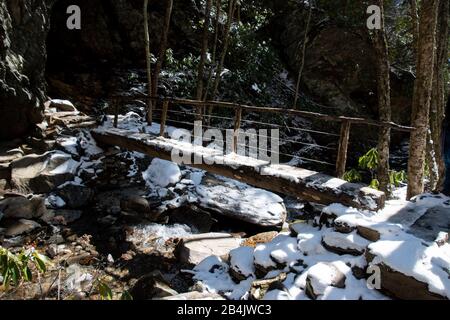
[372,0,391,195]
[293,1,313,110]
[195,0,213,114]
[409,0,419,57]
[203,0,222,102]
[407,0,440,200]
[211,0,236,100]
[432,0,449,191]
[143,0,153,124]
[152,0,173,98]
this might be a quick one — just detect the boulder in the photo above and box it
[41,209,83,225]
[242,231,279,248]
[121,195,151,213]
[195,175,286,228]
[366,240,449,300]
[168,205,217,233]
[10,151,79,194]
[143,158,181,188]
[408,206,450,242]
[369,261,446,300]
[250,273,288,300]
[305,262,346,299]
[0,194,46,219]
[56,184,94,209]
[4,219,41,237]
[129,271,178,300]
[120,194,161,221]
[176,233,242,266]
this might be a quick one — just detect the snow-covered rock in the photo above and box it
[143,158,182,188]
[254,234,302,276]
[10,151,79,193]
[305,262,346,299]
[46,99,79,113]
[195,175,286,227]
[322,231,370,256]
[367,235,450,300]
[176,233,242,266]
[229,246,255,281]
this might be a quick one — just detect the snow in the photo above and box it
[191,256,238,294]
[57,136,78,155]
[189,170,205,186]
[99,112,179,137]
[48,152,79,175]
[189,190,450,300]
[195,175,286,227]
[77,131,103,157]
[143,158,182,188]
[292,222,326,255]
[269,237,302,266]
[322,230,370,252]
[229,246,255,279]
[322,203,361,217]
[254,234,297,269]
[306,262,340,296]
[368,235,450,298]
[57,176,85,189]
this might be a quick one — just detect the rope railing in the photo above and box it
[110,94,414,177]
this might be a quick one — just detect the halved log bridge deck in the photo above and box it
[92,127,386,211]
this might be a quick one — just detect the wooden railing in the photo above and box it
[110,94,414,178]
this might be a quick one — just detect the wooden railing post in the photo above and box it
[160,100,169,137]
[232,106,242,154]
[113,98,119,128]
[336,120,351,178]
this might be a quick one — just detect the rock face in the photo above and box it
[0,0,53,139]
[45,0,201,110]
[0,0,201,139]
[268,2,413,125]
[47,0,199,67]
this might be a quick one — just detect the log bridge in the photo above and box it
[92,96,414,211]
